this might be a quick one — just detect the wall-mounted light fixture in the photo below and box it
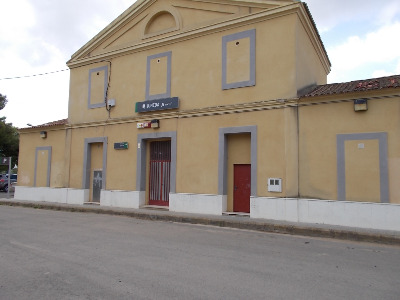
[40,131,47,138]
[151,119,160,128]
[354,98,368,112]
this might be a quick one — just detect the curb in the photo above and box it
[1,200,399,246]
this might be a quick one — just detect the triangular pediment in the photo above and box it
[68,0,297,65]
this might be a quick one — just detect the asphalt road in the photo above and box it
[0,206,399,300]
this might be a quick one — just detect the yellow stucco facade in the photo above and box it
[299,90,400,204]
[16,0,400,230]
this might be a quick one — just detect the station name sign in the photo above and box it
[135,97,179,113]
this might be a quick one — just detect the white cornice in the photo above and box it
[62,97,300,130]
[67,2,311,68]
[296,3,331,74]
[183,0,292,8]
[68,0,156,62]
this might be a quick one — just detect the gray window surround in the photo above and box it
[136,131,177,193]
[88,65,108,109]
[34,146,52,187]
[222,29,256,90]
[82,137,108,189]
[218,126,257,196]
[145,51,172,101]
[336,132,389,203]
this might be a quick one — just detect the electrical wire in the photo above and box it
[104,60,112,114]
[0,69,69,81]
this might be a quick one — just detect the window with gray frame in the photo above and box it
[88,65,108,109]
[222,29,256,90]
[145,51,172,100]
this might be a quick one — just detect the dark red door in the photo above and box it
[149,141,171,206]
[233,164,251,213]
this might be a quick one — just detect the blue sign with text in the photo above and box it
[136,97,179,113]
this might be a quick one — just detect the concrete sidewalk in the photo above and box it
[1,198,399,245]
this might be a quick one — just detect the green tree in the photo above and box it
[0,93,19,173]
[0,93,7,110]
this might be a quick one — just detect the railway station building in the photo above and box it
[16,0,400,231]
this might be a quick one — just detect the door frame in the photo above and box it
[82,137,108,190]
[218,126,257,197]
[136,132,177,196]
[34,146,52,187]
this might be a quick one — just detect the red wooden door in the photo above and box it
[233,164,251,213]
[149,141,171,206]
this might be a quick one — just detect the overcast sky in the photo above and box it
[0,0,399,128]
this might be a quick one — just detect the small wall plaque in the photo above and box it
[114,142,129,150]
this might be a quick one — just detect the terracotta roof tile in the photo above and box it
[24,118,68,129]
[301,75,400,98]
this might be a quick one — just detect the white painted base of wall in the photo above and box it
[13,188,400,232]
[251,197,400,232]
[14,186,86,205]
[100,190,145,209]
[170,193,227,215]
[67,189,88,205]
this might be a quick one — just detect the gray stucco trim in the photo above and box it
[34,146,52,187]
[88,65,108,109]
[337,132,389,203]
[222,29,256,90]
[82,137,108,189]
[136,131,177,193]
[218,126,257,196]
[145,51,172,100]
